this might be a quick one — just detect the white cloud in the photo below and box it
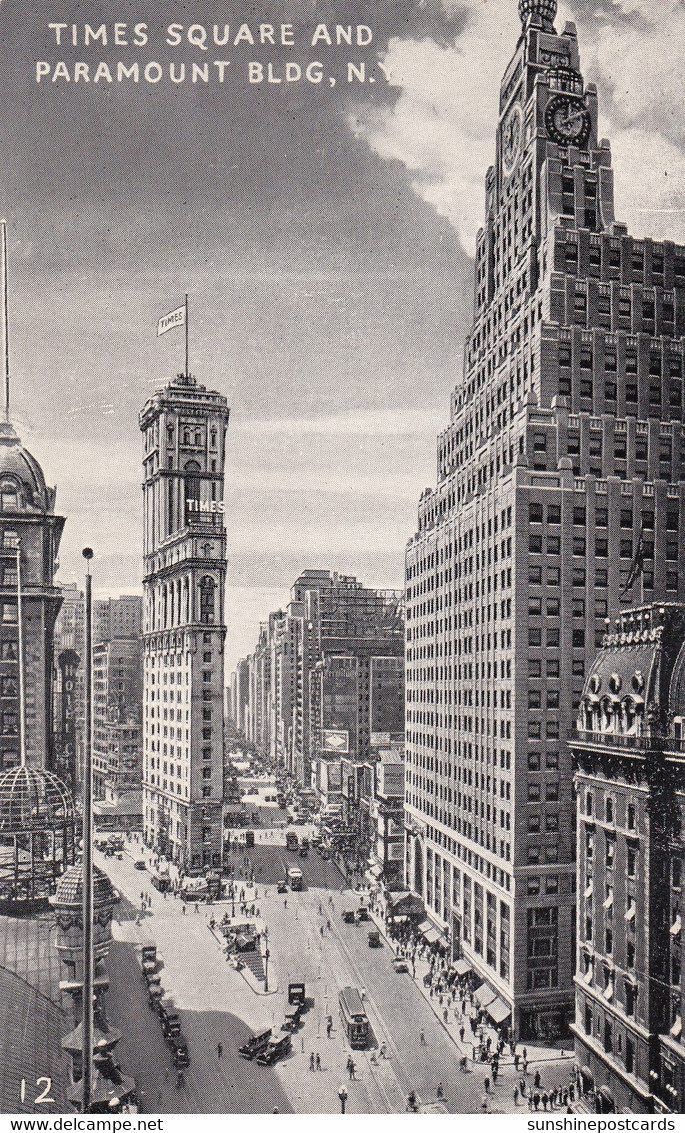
[350,0,685,252]
[349,0,518,255]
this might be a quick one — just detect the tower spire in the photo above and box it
[518,0,557,32]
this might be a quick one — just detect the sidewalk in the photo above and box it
[366,901,573,1071]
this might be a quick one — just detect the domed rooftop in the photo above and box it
[0,420,50,512]
[0,765,74,832]
[52,863,117,909]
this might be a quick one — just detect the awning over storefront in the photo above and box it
[473,982,497,1008]
[486,996,511,1025]
[418,920,433,936]
[423,927,441,945]
[453,958,472,978]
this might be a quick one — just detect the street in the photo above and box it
[99,841,570,1114]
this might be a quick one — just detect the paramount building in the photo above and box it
[404,0,685,1040]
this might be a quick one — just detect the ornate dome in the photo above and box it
[0,764,74,833]
[0,420,49,512]
[52,863,116,909]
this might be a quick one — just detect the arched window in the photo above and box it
[199,576,216,625]
[0,480,18,512]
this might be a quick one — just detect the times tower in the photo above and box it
[140,373,229,872]
[405,0,685,1039]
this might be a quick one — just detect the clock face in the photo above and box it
[545,94,591,147]
[502,103,523,177]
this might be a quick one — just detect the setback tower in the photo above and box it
[405,0,685,1040]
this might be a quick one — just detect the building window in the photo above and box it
[199,576,216,624]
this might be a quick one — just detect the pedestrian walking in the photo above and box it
[534,1070,541,1089]
[484,1076,490,1093]
[459,1025,465,1042]
[327,1016,333,1038]
[310,1052,315,1071]
[316,1052,321,1071]
[182,904,186,915]
[420,1029,426,1045]
[217,1042,223,1058]
[513,1086,519,1106]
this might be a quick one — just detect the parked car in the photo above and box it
[277,880,288,894]
[342,910,356,924]
[356,907,370,922]
[238,1028,272,1060]
[256,1034,292,1066]
[169,1033,189,1067]
[393,956,409,973]
[368,930,382,948]
[134,860,147,871]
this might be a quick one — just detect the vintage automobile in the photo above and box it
[356,907,370,923]
[341,910,356,924]
[169,1032,189,1067]
[134,860,147,871]
[282,1002,304,1031]
[393,956,410,974]
[162,1012,182,1040]
[288,981,306,1006]
[277,880,288,894]
[140,944,157,976]
[367,930,382,948]
[238,1028,272,1060]
[255,1033,292,1066]
[147,983,163,1008]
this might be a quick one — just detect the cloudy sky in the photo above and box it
[0,0,683,671]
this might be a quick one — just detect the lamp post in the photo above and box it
[81,548,94,1114]
[263,926,269,992]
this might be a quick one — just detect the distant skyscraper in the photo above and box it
[94,594,143,645]
[405,0,685,1041]
[140,372,229,871]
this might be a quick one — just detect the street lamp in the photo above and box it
[81,548,94,1114]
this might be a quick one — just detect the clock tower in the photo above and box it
[406,0,685,1046]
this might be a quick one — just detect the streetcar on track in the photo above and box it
[338,986,369,1049]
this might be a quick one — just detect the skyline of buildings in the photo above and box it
[0,0,683,1113]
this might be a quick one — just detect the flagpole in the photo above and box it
[185,293,189,379]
